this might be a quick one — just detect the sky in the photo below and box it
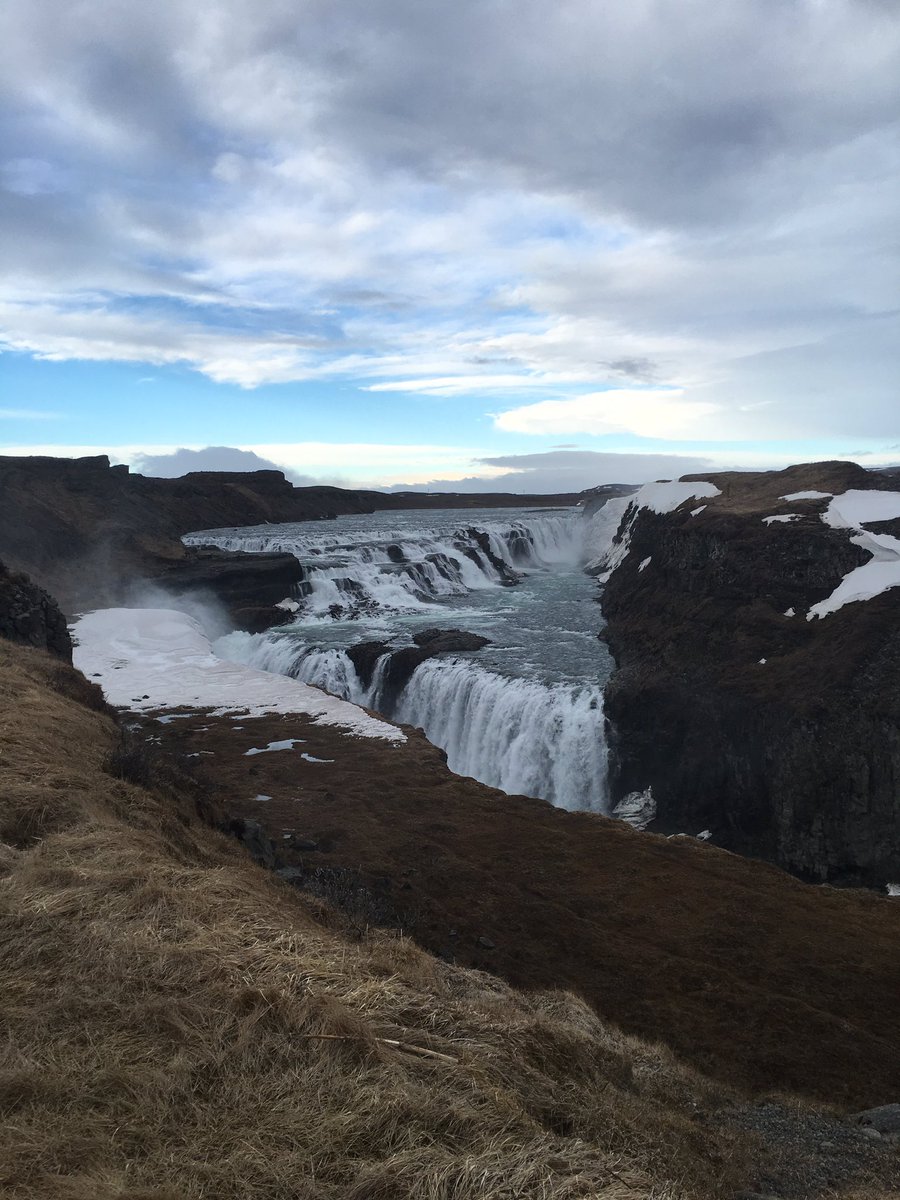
[1,0,898,492]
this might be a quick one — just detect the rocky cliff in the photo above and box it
[0,560,72,661]
[600,461,900,887]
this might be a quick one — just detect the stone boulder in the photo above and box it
[0,561,72,661]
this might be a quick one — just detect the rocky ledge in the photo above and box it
[600,460,900,888]
[0,560,72,661]
[347,627,491,711]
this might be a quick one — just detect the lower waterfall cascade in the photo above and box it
[201,506,618,812]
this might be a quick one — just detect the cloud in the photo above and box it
[0,407,61,419]
[494,389,719,439]
[389,450,715,493]
[0,0,897,441]
[132,446,306,481]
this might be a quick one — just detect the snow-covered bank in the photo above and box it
[808,489,900,619]
[71,608,405,742]
[584,480,722,578]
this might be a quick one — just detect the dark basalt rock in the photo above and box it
[460,528,520,585]
[0,560,72,661]
[346,641,392,692]
[145,546,301,598]
[412,628,491,653]
[347,628,491,712]
[229,606,296,635]
[600,461,900,888]
[850,1104,900,1135]
[227,817,276,868]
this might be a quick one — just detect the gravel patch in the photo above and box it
[720,1101,899,1198]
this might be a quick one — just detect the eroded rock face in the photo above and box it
[0,561,72,661]
[600,461,900,888]
[140,547,303,633]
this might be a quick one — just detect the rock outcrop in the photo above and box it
[0,455,366,619]
[0,560,72,661]
[600,461,900,887]
[347,628,491,710]
[138,546,303,632]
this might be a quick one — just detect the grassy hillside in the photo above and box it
[152,705,900,1110]
[0,640,761,1199]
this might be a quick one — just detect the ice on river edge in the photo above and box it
[71,608,405,742]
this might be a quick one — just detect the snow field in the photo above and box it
[71,608,406,742]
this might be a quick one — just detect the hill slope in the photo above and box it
[71,606,900,1112]
[1,638,757,1200]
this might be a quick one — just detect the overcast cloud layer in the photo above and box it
[1,1,898,486]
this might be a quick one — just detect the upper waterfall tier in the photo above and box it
[185,508,586,619]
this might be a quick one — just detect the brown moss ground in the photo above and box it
[147,708,900,1110]
[0,640,761,1200]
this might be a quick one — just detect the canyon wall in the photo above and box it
[600,461,900,887]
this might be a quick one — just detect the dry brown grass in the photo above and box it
[0,641,757,1199]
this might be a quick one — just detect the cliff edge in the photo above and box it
[600,461,900,887]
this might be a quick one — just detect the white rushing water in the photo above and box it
[394,660,606,810]
[185,511,583,618]
[198,507,618,812]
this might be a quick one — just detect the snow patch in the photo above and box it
[254,794,272,803]
[71,608,405,742]
[820,489,900,531]
[636,480,721,514]
[763,514,800,524]
[690,505,707,517]
[301,752,335,764]
[887,883,900,898]
[583,495,634,577]
[758,658,767,664]
[245,739,304,756]
[781,490,832,501]
[638,556,652,573]
[696,829,712,841]
[784,607,795,617]
[807,490,900,619]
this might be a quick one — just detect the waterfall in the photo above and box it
[185,512,586,618]
[216,630,608,812]
[208,506,610,815]
[395,660,606,812]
